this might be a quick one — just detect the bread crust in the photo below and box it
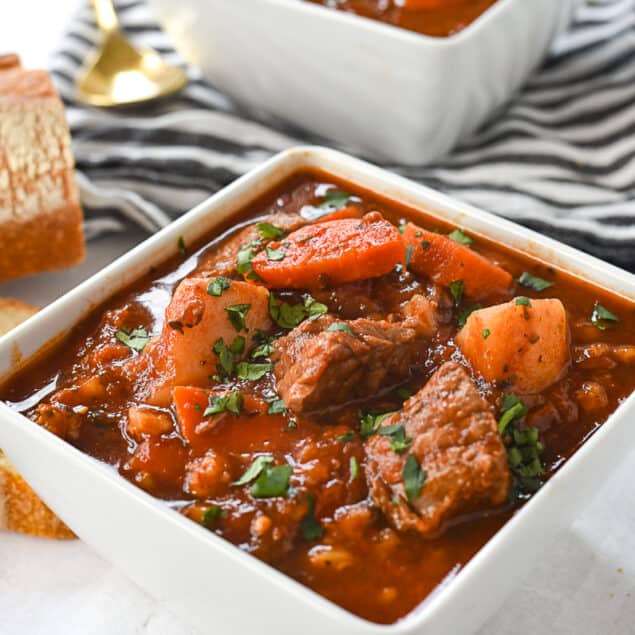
[0,297,75,539]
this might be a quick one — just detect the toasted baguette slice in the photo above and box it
[0,297,75,539]
[0,54,85,283]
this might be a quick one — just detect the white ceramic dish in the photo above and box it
[1,147,634,634]
[147,0,578,164]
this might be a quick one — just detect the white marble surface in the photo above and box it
[1,2,635,634]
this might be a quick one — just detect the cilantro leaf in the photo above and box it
[326,322,353,335]
[250,464,293,498]
[517,272,553,292]
[207,276,231,297]
[359,410,395,438]
[300,493,324,541]
[116,327,150,352]
[350,456,360,480]
[319,190,351,211]
[449,280,465,306]
[233,455,274,486]
[225,304,251,332]
[256,222,286,240]
[498,394,527,435]
[236,361,272,381]
[591,302,619,331]
[458,304,481,327]
[379,424,412,454]
[403,455,426,503]
[203,390,243,417]
[448,229,473,246]
[202,506,226,526]
[265,246,285,261]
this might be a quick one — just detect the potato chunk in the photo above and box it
[138,277,272,405]
[455,298,569,394]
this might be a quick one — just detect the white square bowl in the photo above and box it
[147,0,578,164]
[1,147,635,635]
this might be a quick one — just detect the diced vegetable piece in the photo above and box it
[173,386,267,444]
[455,298,569,394]
[315,206,363,223]
[139,278,272,406]
[401,222,512,299]
[401,0,464,7]
[251,214,406,289]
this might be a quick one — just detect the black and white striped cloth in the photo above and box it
[50,0,635,270]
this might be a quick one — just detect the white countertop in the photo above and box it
[1,3,634,634]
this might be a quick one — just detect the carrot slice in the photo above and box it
[402,222,512,299]
[401,0,464,8]
[315,206,363,223]
[251,214,405,289]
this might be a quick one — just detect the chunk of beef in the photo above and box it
[272,315,427,414]
[196,213,306,278]
[365,362,510,537]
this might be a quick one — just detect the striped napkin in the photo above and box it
[51,0,635,271]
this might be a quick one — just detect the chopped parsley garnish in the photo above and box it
[300,493,324,541]
[591,302,619,331]
[379,424,412,454]
[251,340,275,359]
[233,455,274,486]
[236,361,272,381]
[213,337,239,377]
[177,235,187,256]
[350,456,360,480]
[256,222,287,240]
[448,228,473,246]
[269,293,328,329]
[231,336,245,354]
[203,390,243,417]
[483,328,491,339]
[498,393,527,435]
[116,327,150,352]
[207,276,231,297]
[449,280,465,306]
[202,506,226,526]
[398,220,407,234]
[336,431,354,442]
[421,240,430,250]
[515,296,532,307]
[402,455,426,503]
[236,240,262,280]
[358,410,395,438]
[458,304,481,327]
[225,303,251,332]
[498,394,545,496]
[397,387,414,400]
[405,245,414,269]
[326,322,353,335]
[517,272,553,292]
[319,189,352,211]
[250,464,293,498]
[265,246,285,261]
[267,399,287,415]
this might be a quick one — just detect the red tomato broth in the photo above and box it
[1,170,634,625]
[304,0,499,37]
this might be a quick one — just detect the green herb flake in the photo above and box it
[177,236,187,256]
[336,431,354,442]
[267,399,287,415]
[498,393,527,435]
[398,220,408,234]
[448,229,473,246]
[421,240,430,250]
[269,293,327,329]
[591,302,619,331]
[236,240,262,279]
[449,280,465,306]
[116,327,150,352]
[359,410,396,439]
[379,424,413,454]
[236,361,272,381]
[233,455,274,486]
[402,454,426,503]
[207,276,231,297]
[265,246,285,262]
[300,493,324,541]
[326,322,353,335]
[517,272,553,292]
[250,464,293,498]
[515,297,532,307]
[319,190,351,211]
[225,303,251,332]
[213,338,235,377]
[458,304,481,327]
[256,222,286,240]
[405,245,414,269]
[251,341,275,359]
[483,328,491,339]
[397,387,414,400]
[202,506,226,526]
[204,390,243,417]
[350,456,360,480]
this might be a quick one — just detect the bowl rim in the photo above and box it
[1,145,635,633]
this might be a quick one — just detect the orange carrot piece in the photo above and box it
[315,206,363,223]
[402,222,512,299]
[401,0,464,8]
[251,214,405,289]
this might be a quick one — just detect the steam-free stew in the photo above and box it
[2,171,635,624]
[304,0,499,37]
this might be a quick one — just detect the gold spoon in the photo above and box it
[77,0,188,107]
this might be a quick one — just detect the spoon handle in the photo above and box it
[93,0,119,32]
